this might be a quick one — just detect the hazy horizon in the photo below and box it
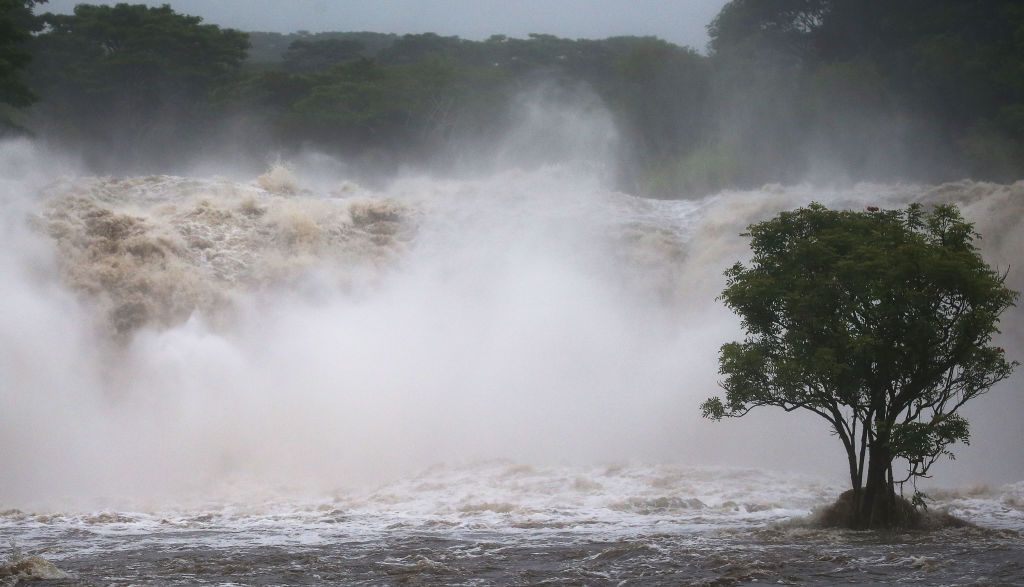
[41,0,728,50]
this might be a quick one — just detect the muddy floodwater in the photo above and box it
[2,463,1023,585]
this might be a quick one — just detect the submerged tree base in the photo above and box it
[814,490,970,531]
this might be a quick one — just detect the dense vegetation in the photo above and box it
[0,0,43,131]
[3,1,1023,194]
[703,203,1018,529]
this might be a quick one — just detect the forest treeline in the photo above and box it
[2,0,1022,196]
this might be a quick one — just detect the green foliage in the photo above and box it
[889,415,969,468]
[612,39,710,168]
[708,0,827,61]
[911,490,929,510]
[703,203,1018,525]
[16,1,1024,187]
[213,32,709,167]
[377,33,465,65]
[36,4,248,93]
[283,38,364,73]
[0,0,44,131]
[246,31,395,64]
[709,0,1024,183]
[29,3,248,146]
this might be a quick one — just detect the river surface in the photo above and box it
[2,463,1024,585]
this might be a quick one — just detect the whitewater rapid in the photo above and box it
[2,462,1023,585]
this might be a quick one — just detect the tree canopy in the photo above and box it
[10,2,1024,189]
[283,38,365,73]
[0,0,44,131]
[707,0,1024,181]
[702,203,1018,529]
[28,3,248,159]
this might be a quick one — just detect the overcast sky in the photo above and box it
[43,0,729,50]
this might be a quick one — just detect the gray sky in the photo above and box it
[43,0,729,50]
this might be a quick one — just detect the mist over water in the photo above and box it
[5,1,1024,577]
[1,91,1023,516]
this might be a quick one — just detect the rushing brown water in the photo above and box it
[2,463,1023,585]
[1,139,1022,584]
[2,463,1024,585]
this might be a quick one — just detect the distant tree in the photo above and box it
[612,38,710,193]
[707,0,827,61]
[707,0,1024,181]
[284,57,393,142]
[283,38,364,73]
[0,0,44,130]
[377,33,464,65]
[279,55,507,154]
[30,3,248,144]
[245,31,395,64]
[702,203,1018,529]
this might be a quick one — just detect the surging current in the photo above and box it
[1,138,1023,584]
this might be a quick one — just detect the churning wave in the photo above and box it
[1,462,1022,585]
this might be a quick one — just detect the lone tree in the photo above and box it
[702,203,1018,529]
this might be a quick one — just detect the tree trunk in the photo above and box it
[854,443,898,529]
